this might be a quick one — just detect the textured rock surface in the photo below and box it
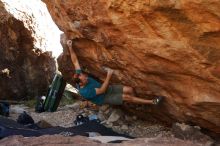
[0,135,208,146]
[1,0,63,58]
[43,0,220,134]
[0,1,55,100]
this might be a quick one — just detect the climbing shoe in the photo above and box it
[153,96,164,105]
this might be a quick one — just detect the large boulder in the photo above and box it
[43,0,220,134]
[0,1,55,100]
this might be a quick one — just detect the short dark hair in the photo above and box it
[80,70,88,75]
[73,77,81,84]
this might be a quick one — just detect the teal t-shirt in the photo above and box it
[79,77,104,105]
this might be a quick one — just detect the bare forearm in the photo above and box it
[95,68,113,95]
[100,75,111,93]
[69,46,77,63]
[68,46,80,70]
[95,74,112,95]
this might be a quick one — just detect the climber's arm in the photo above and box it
[67,40,81,70]
[95,69,113,95]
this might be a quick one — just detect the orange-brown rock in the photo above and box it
[0,135,208,146]
[0,1,55,100]
[43,0,220,134]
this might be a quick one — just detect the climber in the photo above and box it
[67,40,163,106]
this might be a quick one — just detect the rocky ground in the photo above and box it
[9,101,171,138]
[6,100,215,146]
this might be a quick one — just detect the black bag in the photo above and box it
[0,102,9,117]
[17,111,34,125]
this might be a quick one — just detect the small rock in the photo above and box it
[78,110,84,114]
[117,120,124,125]
[105,122,113,128]
[83,108,88,112]
[113,122,120,126]
[125,115,133,122]
[172,123,213,144]
[88,111,93,115]
[106,121,111,125]
[121,124,129,130]
[65,103,80,110]
[113,126,120,130]
[82,113,87,117]
[87,132,101,137]
[104,109,110,115]
[107,110,122,123]
[36,120,52,128]
[98,112,105,121]
[10,105,28,114]
[132,116,137,120]
[100,120,107,124]
[99,105,109,112]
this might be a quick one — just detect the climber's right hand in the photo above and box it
[107,68,114,77]
[66,40,72,48]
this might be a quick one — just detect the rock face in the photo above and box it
[0,2,55,100]
[1,0,63,58]
[43,0,220,134]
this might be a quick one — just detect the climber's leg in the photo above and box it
[122,94,163,105]
[122,94,153,104]
[123,86,136,96]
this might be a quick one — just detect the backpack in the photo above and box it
[17,111,34,125]
[35,96,45,113]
